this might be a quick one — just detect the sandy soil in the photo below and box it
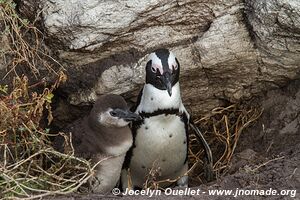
[49,80,300,200]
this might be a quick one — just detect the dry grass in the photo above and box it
[0,1,97,199]
[189,104,263,185]
[0,0,64,79]
[0,74,98,199]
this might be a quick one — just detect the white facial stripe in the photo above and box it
[168,51,177,71]
[98,108,129,127]
[149,52,164,75]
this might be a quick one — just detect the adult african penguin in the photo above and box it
[54,94,141,194]
[121,49,190,189]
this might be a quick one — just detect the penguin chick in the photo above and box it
[56,94,141,194]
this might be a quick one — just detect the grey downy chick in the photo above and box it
[55,94,141,193]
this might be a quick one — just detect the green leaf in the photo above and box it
[18,126,25,132]
[0,85,8,94]
[45,128,50,134]
[22,18,29,26]
[45,93,54,103]
[10,2,16,9]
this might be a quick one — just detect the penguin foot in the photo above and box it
[176,175,188,187]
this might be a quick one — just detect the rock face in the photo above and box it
[9,0,300,116]
[41,0,214,63]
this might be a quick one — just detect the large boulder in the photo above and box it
[8,0,300,116]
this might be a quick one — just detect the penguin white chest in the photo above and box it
[131,114,187,179]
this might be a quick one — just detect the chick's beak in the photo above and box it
[113,108,142,122]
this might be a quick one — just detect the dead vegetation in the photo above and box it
[189,105,263,185]
[0,1,95,199]
[0,0,63,79]
[0,74,97,199]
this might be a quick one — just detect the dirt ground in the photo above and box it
[49,80,300,200]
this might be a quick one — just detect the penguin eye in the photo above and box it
[151,66,157,73]
[110,111,117,117]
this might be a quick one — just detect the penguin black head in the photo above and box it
[145,48,180,96]
[89,94,141,128]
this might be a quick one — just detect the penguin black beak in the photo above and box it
[162,72,172,97]
[111,109,142,122]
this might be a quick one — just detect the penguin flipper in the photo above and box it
[130,88,143,112]
[189,121,214,181]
